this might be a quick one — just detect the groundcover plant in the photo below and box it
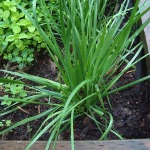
[0,0,150,150]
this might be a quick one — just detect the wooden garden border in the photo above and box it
[0,139,150,150]
[139,0,150,74]
[0,0,150,149]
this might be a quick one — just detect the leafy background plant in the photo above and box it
[0,76,27,106]
[0,0,54,69]
[0,120,11,128]
[0,0,150,150]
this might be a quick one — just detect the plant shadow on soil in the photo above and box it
[0,50,150,141]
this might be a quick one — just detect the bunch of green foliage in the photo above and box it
[0,120,11,127]
[0,0,150,150]
[0,76,27,106]
[0,0,49,69]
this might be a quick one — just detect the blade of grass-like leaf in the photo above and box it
[58,1,78,89]
[89,105,113,140]
[0,70,67,90]
[116,8,150,50]
[0,94,53,118]
[0,78,24,84]
[45,125,58,150]
[86,110,104,135]
[125,17,150,47]
[0,97,47,105]
[107,50,149,95]
[105,6,150,61]
[0,109,53,135]
[59,79,91,123]
[108,75,150,95]
[99,112,113,140]
[0,103,26,117]
[46,115,75,150]
[104,42,142,85]
[26,114,61,149]
[67,93,97,114]
[71,109,75,150]
[89,106,112,140]
[32,0,64,64]
[90,105,104,116]
[0,94,62,107]
[40,0,59,47]
[85,110,123,139]
[31,109,62,140]
[111,130,124,140]
[30,87,62,98]
[106,44,143,91]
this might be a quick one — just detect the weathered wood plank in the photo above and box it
[0,139,150,150]
[139,0,150,53]
[139,0,150,75]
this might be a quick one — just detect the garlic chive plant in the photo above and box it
[0,0,150,149]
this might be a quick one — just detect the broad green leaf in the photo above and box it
[11,12,20,22]
[0,9,3,18]
[6,35,15,41]
[6,120,12,127]
[33,36,42,42]
[11,25,21,33]
[17,19,31,26]
[26,33,34,39]
[1,100,12,106]
[20,13,24,18]
[15,39,23,48]
[21,50,27,57]
[3,10,10,20]
[18,63,25,69]
[10,6,17,12]
[41,42,46,48]
[19,44,26,50]
[19,33,28,39]
[7,53,12,59]
[2,41,8,46]
[0,28,3,34]
[10,85,18,95]
[3,0,15,7]
[16,57,22,62]
[21,91,27,97]
[0,21,9,28]
[27,57,34,62]
[28,25,35,33]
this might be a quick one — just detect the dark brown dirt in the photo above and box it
[0,51,150,141]
[110,86,150,139]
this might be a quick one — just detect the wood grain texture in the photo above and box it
[0,139,150,150]
[139,0,150,53]
[138,0,150,75]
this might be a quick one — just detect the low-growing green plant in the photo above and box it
[4,48,35,69]
[0,76,27,106]
[0,0,55,69]
[0,120,11,127]
[0,0,150,150]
